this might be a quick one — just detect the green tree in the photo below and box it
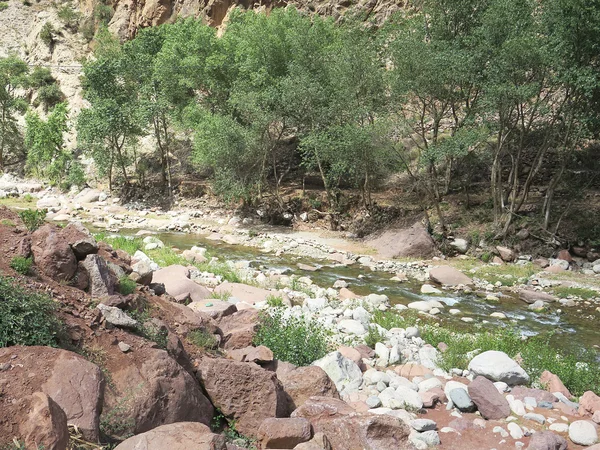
[25,102,73,186]
[28,66,64,111]
[0,56,29,170]
[78,28,143,191]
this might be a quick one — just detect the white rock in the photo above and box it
[395,386,424,410]
[375,343,390,366]
[364,293,390,308]
[444,381,468,399]
[549,423,569,433]
[506,395,526,416]
[305,297,327,312]
[420,284,442,294]
[418,377,443,393]
[313,351,363,396]
[418,347,439,370]
[507,423,524,439]
[568,420,598,446]
[338,319,367,335]
[493,426,509,438]
[468,350,530,385]
[408,300,444,312]
[523,413,545,424]
[389,345,401,365]
[494,382,509,393]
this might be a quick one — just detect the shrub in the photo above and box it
[0,276,62,347]
[0,2,8,11]
[10,256,32,275]
[40,22,56,46]
[57,4,80,30]
[188,329,218,351]
[364,325,385,348]
[22,193,33,203]
[253,308,329,366]
[118,276,136,295]
[266,295,284,307]
[93,3,113,24]
[18,208,47,231]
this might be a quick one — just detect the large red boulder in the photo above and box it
[152,265,211,302]
[579,391,600,417]
[278,366,340,413]
[218,308,261,350]
[197,357,288,437]
[114,422,227,450]
[258,418,313,448]
[468,376,510,420]
[31,224,77,282]
[291,397,413,450]
[540,371,572,400]
[103,345,213,437]
[59,222,98,260]
[366,222,436,259]
[18,392,69,450]
[0,346,104,443]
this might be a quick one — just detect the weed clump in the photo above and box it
[253,308,329,366]
[0,276,62,347]
[10,256,32,275]
[18,208,47,231]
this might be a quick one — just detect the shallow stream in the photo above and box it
[125,230,600,355]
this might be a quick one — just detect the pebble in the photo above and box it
[548,423,569,433]
[411,419,437,432]
[523,413,545,424]
[493,426,509,438]
[366,396,382,408]
[118,342,131,352]
[507,423,524,439]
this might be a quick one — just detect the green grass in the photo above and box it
[94,233,143,254]
[552,286,598,300]
[0,2,8,11]
[377,308,600,397]
[253,307,330,366]
[188,329,219,351]
[0,219,15,227]
[118,276,136,295]
[364,325,386,348]
[209,290,231,301]
[95,233,241,283]
[0,276,62,347]
[474,263,537,286]
[10,256,32,275]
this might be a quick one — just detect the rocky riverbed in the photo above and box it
[1,176,600,449]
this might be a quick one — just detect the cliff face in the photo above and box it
[103,0,404,40]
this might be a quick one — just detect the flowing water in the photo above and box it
[123,230,600,354]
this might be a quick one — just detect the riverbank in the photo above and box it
[1,194,600,448]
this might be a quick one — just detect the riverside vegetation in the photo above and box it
[1,0,600,241]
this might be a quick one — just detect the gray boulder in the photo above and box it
[313,351,363,396]
[468,350,529,385]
